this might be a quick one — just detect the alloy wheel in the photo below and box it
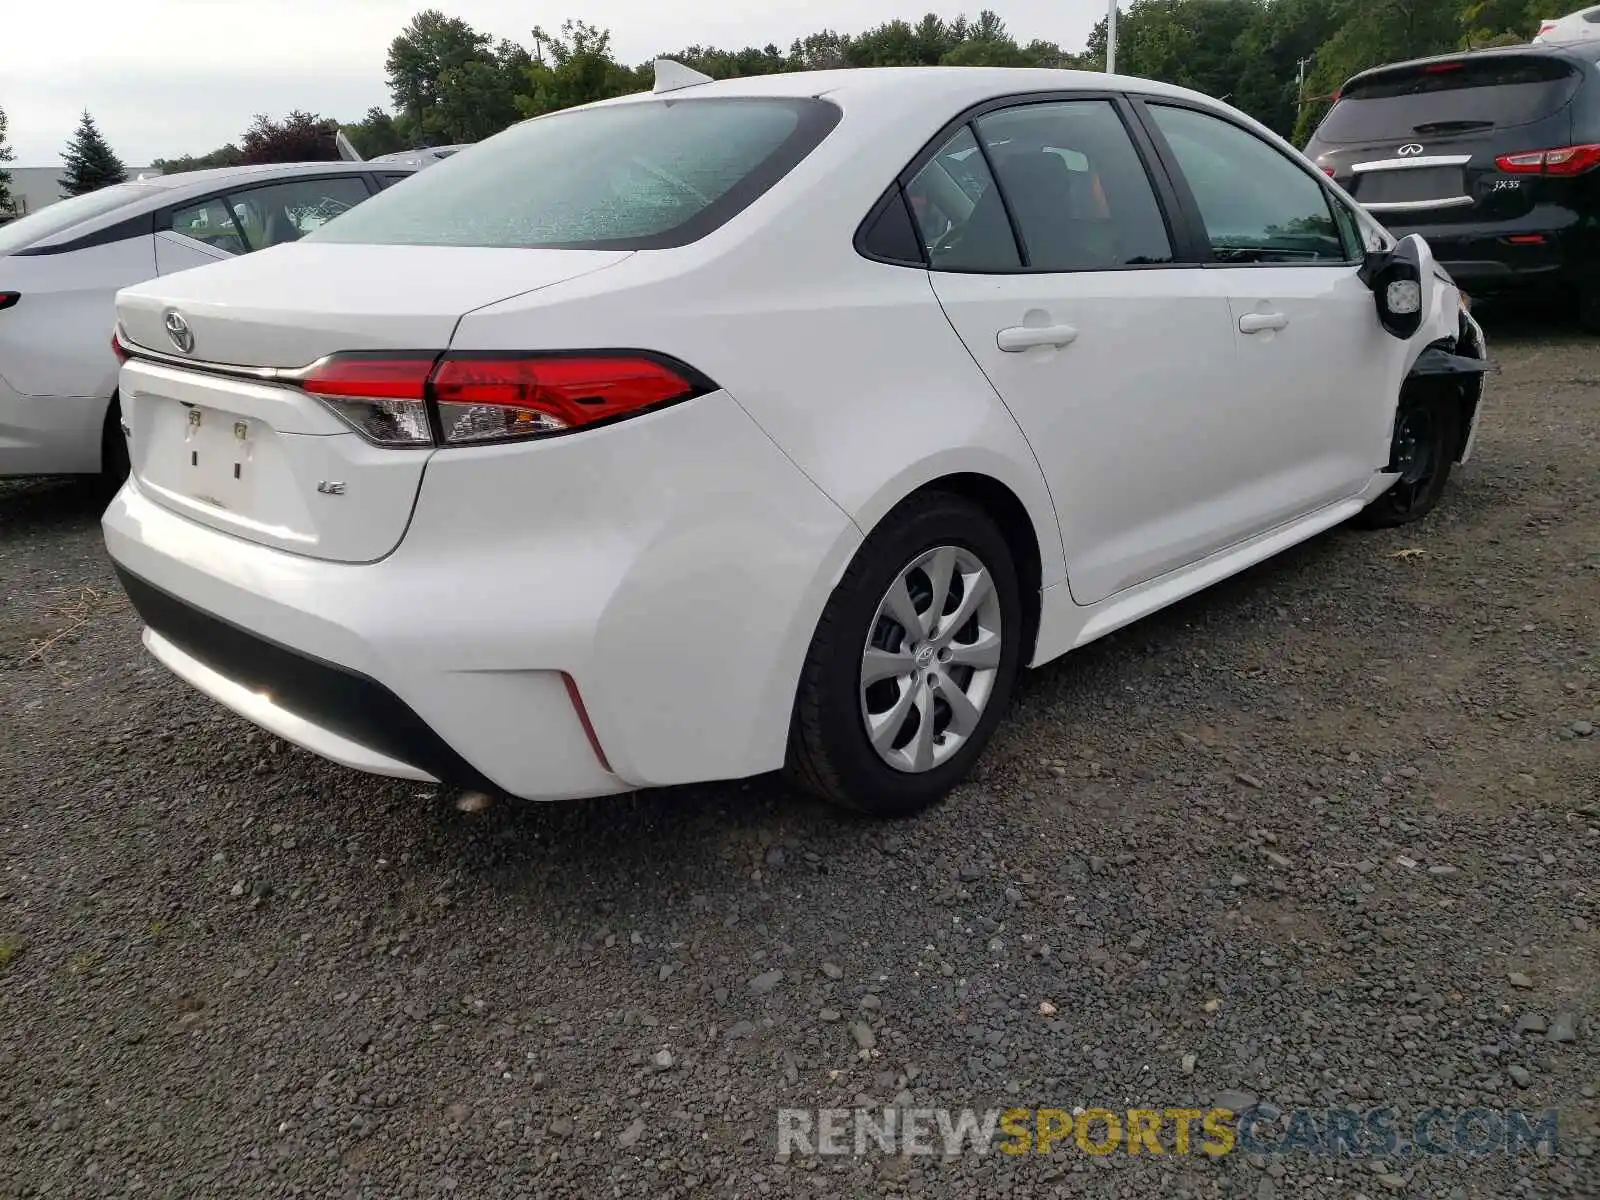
[859,545,1004,773]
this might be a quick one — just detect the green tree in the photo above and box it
[1294,0,1465,142]
[436,38,533,139]
[0,105,15,215]
[516,21,646,118]
[341,107,410,158]
[387,9,507,144]
[151,145,245,174]
[59,110,127,197]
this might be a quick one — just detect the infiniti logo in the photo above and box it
[1397,143,1425,156]
[163,309,194,354]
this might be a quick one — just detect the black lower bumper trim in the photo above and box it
[113,564,498,793]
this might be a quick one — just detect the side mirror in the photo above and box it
[1358,235,1426,340]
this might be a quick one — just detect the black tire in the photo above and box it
[786,492,1024,817]
[1579,283,1600,336]
[100,394,130,491]
[1352,382,1461,530]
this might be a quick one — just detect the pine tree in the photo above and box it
[58,111,127,198]
[0,105,16,216]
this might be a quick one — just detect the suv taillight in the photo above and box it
[297,351,711,448]
[0,292,19,313]
[1495,144,1600,176]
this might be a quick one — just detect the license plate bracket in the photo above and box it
[179,404,256,510]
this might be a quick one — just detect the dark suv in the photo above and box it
[1304,40,1600,328]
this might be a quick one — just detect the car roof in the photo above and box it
[1341,39,1599,88]
[587,65,1216,111]
[144,160,410,191]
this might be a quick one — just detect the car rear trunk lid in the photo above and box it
[116,243,632,562]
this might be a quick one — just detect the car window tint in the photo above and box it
[975,101,1173,270]
[1149,105,1345,264]
[1329,196,1364,260]
[904,125,1020,271]
[0,181,161,255]
[168,196,249,255]
[1315,56,1581,142]
[309,98,839,250]
[227,176,372,250]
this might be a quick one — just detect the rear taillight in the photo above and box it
[431,354,702,445]
[299,353,437,447]
[296,351,710,448]
[1320,165,1336,177]
[0,292,19,313]
[1495,144,1600,176]
[111,330,128,363]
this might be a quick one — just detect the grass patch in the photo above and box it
[0,933,27,971]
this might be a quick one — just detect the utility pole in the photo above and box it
[1106,1,1118,74]
[1296,54,1314,108]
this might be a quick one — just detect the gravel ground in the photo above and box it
[1,321,1596,1200]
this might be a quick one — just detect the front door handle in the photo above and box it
[997,323,1078,352]
[1238,311,1289,334]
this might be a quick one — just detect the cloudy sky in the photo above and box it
[5,0,1105,165]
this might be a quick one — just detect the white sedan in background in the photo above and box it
[104,64,1488,816]
[0,160,416,482]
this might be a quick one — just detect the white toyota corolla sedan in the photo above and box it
[102,65,1489,816]
[0,161,416,483]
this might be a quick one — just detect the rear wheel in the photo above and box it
[787,493,1023,817]
[1353,384,1461,529]
[1579,282,1600,335]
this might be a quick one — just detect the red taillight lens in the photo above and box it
[293,351,709,448]
[1423,62,1463,73]
[0,291,20,313]
[299,353,437,447]
[111,330,128,363]
[1506,234,1546,245]
[430,354,703,445]
[1320,165,1336,177]
[1496,144,1600,176]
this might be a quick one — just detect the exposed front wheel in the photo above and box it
[786,493,1023,817]
[1353,385,1461,530]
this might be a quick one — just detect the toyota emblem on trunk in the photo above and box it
[1397,143,1424,156]
[163,309,194,354]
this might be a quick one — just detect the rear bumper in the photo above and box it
[1392,216,1595,293]
[101,392,862,800]
[117,565,495,789]
[0,374,107,476]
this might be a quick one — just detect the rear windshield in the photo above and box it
[309,97,841,250]
[0,181,162,255]
[1313,56,1581,143]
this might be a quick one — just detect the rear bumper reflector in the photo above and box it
[560,671,613,773]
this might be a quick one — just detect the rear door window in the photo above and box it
[974,100,1173,270]
[308,98,841,250]
[904,126,1021,271]
[1314,56,1582,143]
[226,176,373,249]
[168,196,249,255]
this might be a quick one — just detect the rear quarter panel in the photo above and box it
[1,236,155,399]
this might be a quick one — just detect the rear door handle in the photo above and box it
[1238,311,1289,334]
[997,323,1078,352]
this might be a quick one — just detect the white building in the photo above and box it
[4,165,159,217]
